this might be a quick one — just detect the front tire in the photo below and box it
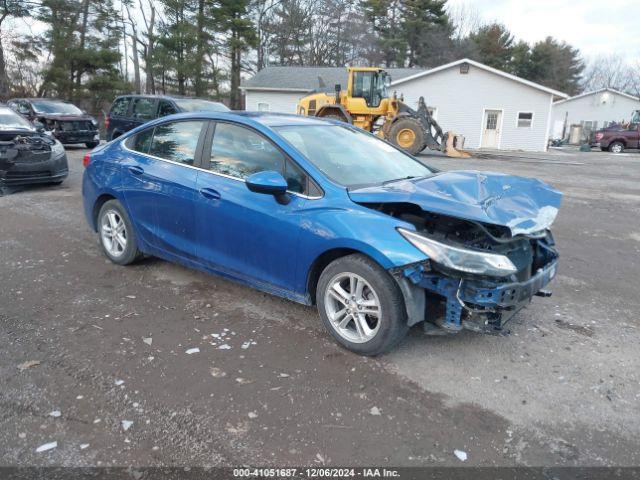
[86,141,99,149]
[388,117,426,155]
[97,200,141,265]
[608,141,624,153]
[316,254,408,356]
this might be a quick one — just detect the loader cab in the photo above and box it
[348,68,391,108]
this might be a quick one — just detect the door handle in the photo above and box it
[128,166,144,175]
[199,187,221,200]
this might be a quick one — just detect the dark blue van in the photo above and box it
[106,95,229,140]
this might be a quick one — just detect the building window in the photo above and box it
[257,102,270,112]
[517,112,533,128]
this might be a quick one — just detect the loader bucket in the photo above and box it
[444,132,471,158]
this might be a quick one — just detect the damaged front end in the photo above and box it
[386,208,559,335]
[0,131,68,186]
[349,171,562,335]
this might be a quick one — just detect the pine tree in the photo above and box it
[468,22,514,71]
[401,0,449,67]
[212,0,257,109]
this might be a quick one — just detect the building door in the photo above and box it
[481,109,502,148]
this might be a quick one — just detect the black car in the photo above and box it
[106,95,229,140]
[0,105,68,187]
[7,98,99,148]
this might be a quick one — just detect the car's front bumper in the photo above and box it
[54,130,99,144]
[0,153,69,186]
[398,257,559,334]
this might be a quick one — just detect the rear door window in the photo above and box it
[148,120,206,166]
[125,128,154,154]
[110,97,130,117]
[131,98,157,121]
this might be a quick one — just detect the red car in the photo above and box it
[593,110,640,153]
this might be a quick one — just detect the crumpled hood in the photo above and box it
[349,170,562,236]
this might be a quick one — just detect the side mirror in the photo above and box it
[33,121,45,132]
[246,170,288,196]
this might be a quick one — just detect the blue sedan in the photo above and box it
[82,111,561,355]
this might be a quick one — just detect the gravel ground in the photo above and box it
[1,145,639,467]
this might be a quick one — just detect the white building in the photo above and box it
[241,58,568,152]
[550,88,640,142]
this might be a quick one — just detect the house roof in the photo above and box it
[242,59,569,99]
[241,66,424,92]
[553,87,640,105]
[390,58,569,99]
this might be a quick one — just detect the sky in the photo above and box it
[448,0,639,62]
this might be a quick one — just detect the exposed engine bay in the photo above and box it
[0,132,55,164]
[0,130,67,187]
[363,202,559,335]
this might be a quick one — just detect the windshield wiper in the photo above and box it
[382,175,423,185]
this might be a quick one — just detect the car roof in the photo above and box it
[16,98,71,103]
[114,94,225,102]
[229,111,333,127]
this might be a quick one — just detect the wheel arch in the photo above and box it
[316,105,353,124]
[306,247,392,305]
[91,193,117,231]
[610,138,627,146]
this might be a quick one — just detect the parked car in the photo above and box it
[106,95,229,141]
[593,110,640,153]
[7,98,99,148]
[0,104,68,187]
[82,112,561,355]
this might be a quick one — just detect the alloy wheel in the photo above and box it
[100,209,127,257]
[324,272,381,343]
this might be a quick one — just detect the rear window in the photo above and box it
[132,98,156,120]
[110,97,130,117]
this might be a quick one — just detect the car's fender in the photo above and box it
[294,203,427,295]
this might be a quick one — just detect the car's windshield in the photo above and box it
[31,100,83,115]
[0,107,33,130]
[631,110,640,125]
[174,99,230,112]
[275,125,433,188]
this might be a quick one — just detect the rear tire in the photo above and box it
[97,200,141,265]
[316,254,408,356]
[388,117,426,155]
[608,141,624,153]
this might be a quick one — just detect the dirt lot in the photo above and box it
[1,146,639,467]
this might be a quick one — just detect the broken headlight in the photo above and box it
[397,228,517,277]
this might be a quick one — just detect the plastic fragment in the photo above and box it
[36,441,57,453]
[454,449,467,461]
[185,348,200,355]
[18,360,40,371]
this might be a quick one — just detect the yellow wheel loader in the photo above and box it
[296,67,470,158]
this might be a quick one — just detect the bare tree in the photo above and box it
[446,1,482,41]
[582,54,640,96]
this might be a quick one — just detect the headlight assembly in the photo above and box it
[397,227,517,277]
